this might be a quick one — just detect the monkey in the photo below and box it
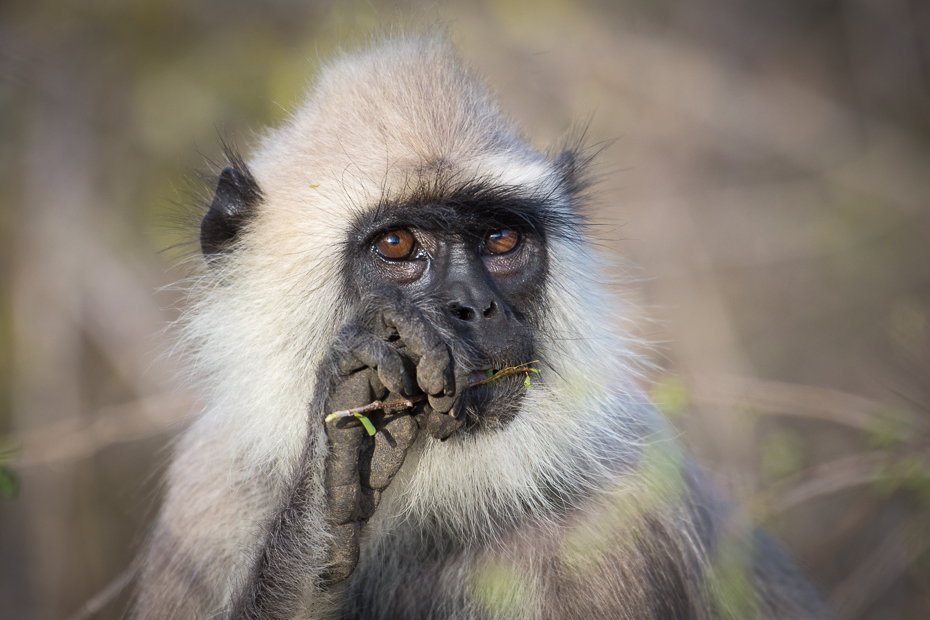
[132,36,834,620]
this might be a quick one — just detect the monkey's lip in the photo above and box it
[468,364,507,386]
[459,363,528,430]
[467,365,496,385]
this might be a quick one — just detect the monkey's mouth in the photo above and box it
[468,366,496,385]
[458,363,531,431]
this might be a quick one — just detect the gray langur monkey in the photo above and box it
[133,36,834,620]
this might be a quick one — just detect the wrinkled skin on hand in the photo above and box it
[320,292,470,584]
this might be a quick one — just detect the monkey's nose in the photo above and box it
[448,299,499,322]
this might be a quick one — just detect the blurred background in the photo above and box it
[1,0,928,618]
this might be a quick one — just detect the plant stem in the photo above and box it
[324,362,539,423]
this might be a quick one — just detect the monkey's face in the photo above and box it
[343,189,551,430]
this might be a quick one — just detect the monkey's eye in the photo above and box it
[374,229,416,260]
[483,229,520,255]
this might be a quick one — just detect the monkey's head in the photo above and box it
[187,37,648,527]
[338,178,566,430]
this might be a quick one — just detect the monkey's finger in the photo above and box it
[357,337,414,396]
[326,483,360,524]
[330,325,369,377]
[324,424,364,525]
[332,323,413,395]
[416,345,456,397]
[321,522,360,586]
[428,367,470,413]
[384,413,419,450]
[357,487,381,521]
[361,414,418,491]
[428,392,455,415]
[443,360,456,397]
[325,424,364,487]
[326,369,375,418]
[382,307,451,396]
[324,377,367,525]
[331,347,366,378]
[424,402,465,440]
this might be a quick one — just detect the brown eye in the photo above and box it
[375,229,416,260]
[484,229,519,254]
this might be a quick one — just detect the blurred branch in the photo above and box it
[689,372,920,433]
[829,509,930,618]
[808,497,877,572]
[4,393,194,469]
[64,567,136,620]
[762,451,886,513]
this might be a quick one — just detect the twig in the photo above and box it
[4,393,195,469]
[329,395,427,420]
[64,566,136,620]
[749,451,887,517]
[324,362,540,425]
[689,372,920,433]
[469,362,540,387]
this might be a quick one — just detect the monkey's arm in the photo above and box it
[228,291,467,620]
[133,423,287,620]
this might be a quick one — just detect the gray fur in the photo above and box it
[132,36,833,620]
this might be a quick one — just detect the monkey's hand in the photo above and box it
[323,395,416,585]
[319,292,468,584]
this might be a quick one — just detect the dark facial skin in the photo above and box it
[343,198,550,429]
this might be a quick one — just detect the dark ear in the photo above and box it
[200,166,263,257]
[553,149,580,194]
[553,144,598,199]
[554,148,575,172]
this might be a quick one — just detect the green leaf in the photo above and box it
[524,373,531,387]
[353,412,377,436]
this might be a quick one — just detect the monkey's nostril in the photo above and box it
[482,301,498,319]
[449,302,476,322]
